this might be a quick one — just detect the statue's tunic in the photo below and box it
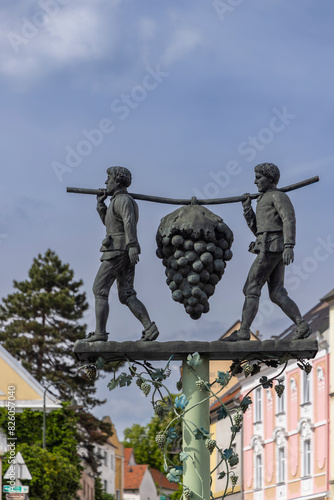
[97,191,140,261]
[93,190,140,304]
[243,189,296,254]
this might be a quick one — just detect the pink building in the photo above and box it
[240,290,333,500]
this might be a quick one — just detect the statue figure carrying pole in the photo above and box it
[223,162,311,342]
[86,166,159,342]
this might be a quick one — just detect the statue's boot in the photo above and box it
[138,322,159,342]
[291,320,312,340]
[221,328,250,342]
[84,331,109,342]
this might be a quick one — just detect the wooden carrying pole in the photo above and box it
[67,175,319,205]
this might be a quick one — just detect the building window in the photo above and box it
[104,451,108,467]
[255,454,262,489]
[303,439,311,477]
[302,371,310,404]
[116,490,120,500]
[278,447,285,483]
[254,387,262,422]
[104,480,108,492]
[110,454,114,470]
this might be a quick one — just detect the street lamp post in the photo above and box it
[42,381,82,449]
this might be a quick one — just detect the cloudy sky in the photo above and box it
[0,0,333,436]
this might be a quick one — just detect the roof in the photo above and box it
[277,296,329,340]
[150,468,179,491]
[123,449,178,492]
[0,343,59,409]
[124,463,148,490]
[210,385,241,413]
[123,448,148,490]
[124,448,133,465]
[321,289,334,303]
[102,416,123,453]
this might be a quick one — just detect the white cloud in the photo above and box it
[42,7,110,62]
[161,26,204,66]
[0,1,120,84]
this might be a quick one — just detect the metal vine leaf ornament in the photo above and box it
[156,202,233,319]
[103,351,313,500]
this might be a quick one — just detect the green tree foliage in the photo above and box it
[0,405,79,456]
[122,401,181,472]
[0,250,97,403]
[0,406,82,500]
[2,444,81,500]
[170,485,182,499]
[0,250,114,472]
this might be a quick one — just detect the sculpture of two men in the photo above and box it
[85,162,310,343]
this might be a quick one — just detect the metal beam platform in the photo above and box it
[73,338,318,363]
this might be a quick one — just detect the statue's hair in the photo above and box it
[107,166,132,188]
[254,163,280,185]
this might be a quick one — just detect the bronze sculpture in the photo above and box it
[224,163,311,342]
[85,166,159,342]
[67,168,318,342]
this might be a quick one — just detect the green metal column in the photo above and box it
[182,357,210,500]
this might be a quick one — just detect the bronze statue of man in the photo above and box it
[225,162,311,341]
[86,166,159,342]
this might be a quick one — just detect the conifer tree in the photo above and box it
[0,250,116,477]
[0,249,102,406]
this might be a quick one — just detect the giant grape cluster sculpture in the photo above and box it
[156,203,233,319]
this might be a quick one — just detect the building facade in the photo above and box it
[240,291,333,500]
[210,290,334,500]
[0,344,60,495]
[96,440,117,497]
[123,448,159,500]
[95,417,124,500]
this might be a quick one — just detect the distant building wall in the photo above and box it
[139,468,159,500]
[211,404,243,500]
[77,463,95,500]
[241,347,329,500]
